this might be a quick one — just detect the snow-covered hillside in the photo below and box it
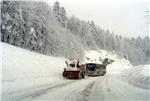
[1,42,150,101]
[1,42,68,101]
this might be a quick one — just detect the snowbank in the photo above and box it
[1,42,67,100]
[123,65,150,89]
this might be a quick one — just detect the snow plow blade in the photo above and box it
[63,70,85,79]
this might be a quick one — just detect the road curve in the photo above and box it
[19,75,149,101]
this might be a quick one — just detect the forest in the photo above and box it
[1,1,150,65]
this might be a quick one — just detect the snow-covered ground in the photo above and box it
[1,42,68,101]
[89,75,150,101]
[122,65,150,89]
[1,42,150,101]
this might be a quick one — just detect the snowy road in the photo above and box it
[17,77,97,101]
[18,75,149,101]
[2,43,150,101]
[88,75,150,101]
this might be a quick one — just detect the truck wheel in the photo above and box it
[82,74,85,79]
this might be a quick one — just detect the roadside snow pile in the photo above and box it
[108,58,132,74]
[1,42,67,100]
[123,65,150,89]
[84,50,132,74]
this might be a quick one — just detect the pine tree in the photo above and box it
[60,7,67,27]
[53,1,67,27]
[53,1,61,22]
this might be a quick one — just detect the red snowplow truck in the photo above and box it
[63,60,85,79]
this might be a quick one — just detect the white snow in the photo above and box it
[1,42,69,101]
[1,42,150,101]
[141,65,150,76]
[64,67,80,71]
[0,41,2,101]
[123,64,150,89]
[88,75,150,101]
[2,43,66,81]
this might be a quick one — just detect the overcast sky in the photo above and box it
[47,0,149,38]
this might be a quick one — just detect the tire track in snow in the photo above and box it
[78,81,96,101]
[15,80,77,101]
[24,77,98,101]
[16,77,98,101]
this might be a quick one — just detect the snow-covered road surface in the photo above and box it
[18,75,149,101]
[16,77,97,101]
[89,75,149,101]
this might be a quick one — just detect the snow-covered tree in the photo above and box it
[60,7,67,27]
[53,1,60,21]
[53,1,67,27]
